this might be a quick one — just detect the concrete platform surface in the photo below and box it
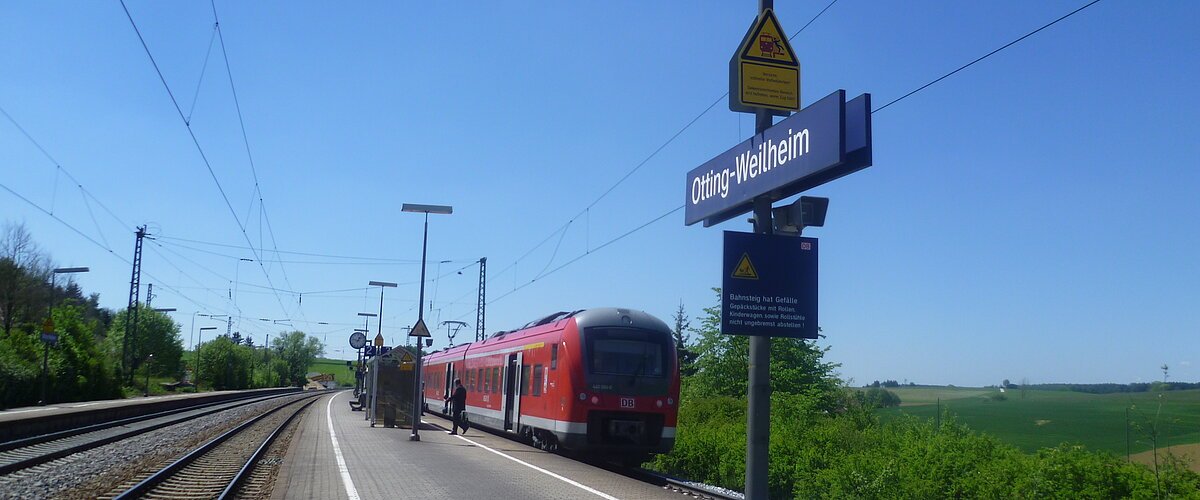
[275,391,682,500]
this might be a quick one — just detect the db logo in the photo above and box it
[620,397,635,408]
[801,242,812,250]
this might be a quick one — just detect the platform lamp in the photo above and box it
[39,267,89,405]
[196,326,218,391]
[402,202,453,441]
[143,353,155,397]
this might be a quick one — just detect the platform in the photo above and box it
[275,391,680,499]
[0,388,298,441]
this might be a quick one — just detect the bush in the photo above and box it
[650,400,1200,499]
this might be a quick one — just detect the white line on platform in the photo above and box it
[327,392,361,500]
[452,433,621,500]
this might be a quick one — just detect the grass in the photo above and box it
[879,387,1200,456]
[307,357,355,385]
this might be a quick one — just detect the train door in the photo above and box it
[503,352,522,431]
[443,363,454,412]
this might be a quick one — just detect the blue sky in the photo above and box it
[2,1,1197,387]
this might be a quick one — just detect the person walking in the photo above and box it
[446,378,467,435]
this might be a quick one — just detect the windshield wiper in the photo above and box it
[628,357,647,386]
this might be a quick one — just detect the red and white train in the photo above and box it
[421,307,679,463]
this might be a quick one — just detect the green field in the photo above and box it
[307,358,356,385]
[880,387,1200,456]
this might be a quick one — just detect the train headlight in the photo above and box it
[667,397,675,406]
[590,396,599,405]
[578,392,587,401]
[656,400,663,408]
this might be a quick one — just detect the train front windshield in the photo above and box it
[590,338,664,376]
[583,327,671,394]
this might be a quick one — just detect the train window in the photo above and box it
[492,367,500,393]
[587,329,666,377]
[532,364,543,396]
[478,369,485,392]
[551,344,558,370]
[520,365,531,396]
[468,369,476,391]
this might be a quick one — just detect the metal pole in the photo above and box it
[197,330,205,392]
[370,355,379,426]
[39,274,55,405]
[144,354,153,397]
[189,312,197,383]
[411,212,429,441]
[265,334,271,387]
[745,12,773,492]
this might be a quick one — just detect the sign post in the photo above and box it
[685,3,872,498]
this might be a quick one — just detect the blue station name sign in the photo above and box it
[684,90,872,227]
[722,231,818,338]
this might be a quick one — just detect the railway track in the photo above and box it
[625,468,744,500]
[0,392,297,477]
[103,394,319,499]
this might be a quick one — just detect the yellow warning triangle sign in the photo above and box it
[732,253,759,280]
[373,332,385,347]
[739,9,798,67]
[410,318,432,337]
[400,351,414,363]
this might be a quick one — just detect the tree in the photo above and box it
[106,306,184,382]
[671,300,697,377]
[272,331,324,387]
[0,222,50,337]
[197,336,253,390]
[689,288,840,409]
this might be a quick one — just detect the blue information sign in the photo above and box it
[685,90,873,227]
[721,231,817,338]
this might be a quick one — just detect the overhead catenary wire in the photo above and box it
[455,0,1106,324]
[0,182,223,316]
[872,0,1103,113]
[444,0,843,325]
[119,0,293,321]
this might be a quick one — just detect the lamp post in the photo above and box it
[196,326,217,390]
[143,353,155,397]
[191,314,226,390]
[40,267,89,405]
[368,280,397,343]
[402,202,452,441]
[430,260,451,313]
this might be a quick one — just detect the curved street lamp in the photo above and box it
[402,203,452,441]
[40,266,89,405]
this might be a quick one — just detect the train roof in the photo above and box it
[423,307,670,362]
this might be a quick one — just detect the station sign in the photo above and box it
[685,90,872,227]
[729,9,800,114]
[364,345,393,357]
[721,231,817,338]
